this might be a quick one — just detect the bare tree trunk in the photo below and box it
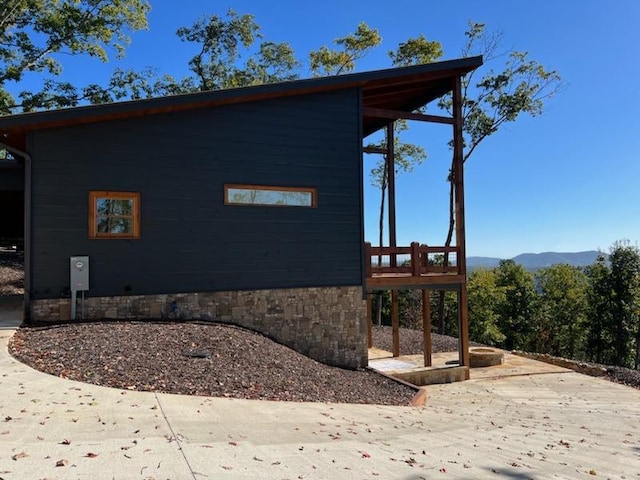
[376,156,388,327]
[437,165,456,334]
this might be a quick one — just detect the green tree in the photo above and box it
[585,254,614,364]
[435,22,563,331]
[368,34,442,252]
[308,22,381,76]
[176,9,299,91]
[536,264,588,358]
[1,0,151,113]
[467,268,506,345]
[608,241,640,368]
[495,260,538,351]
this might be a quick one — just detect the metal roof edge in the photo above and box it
[0,55,483,131]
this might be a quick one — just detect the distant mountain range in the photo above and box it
[467,251,602,270]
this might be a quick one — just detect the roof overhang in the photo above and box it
[0,55,482,150]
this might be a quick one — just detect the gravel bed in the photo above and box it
[9,321,419,405]
[371,325,482,355]
[0,250,23,296]
[604,365,640,389]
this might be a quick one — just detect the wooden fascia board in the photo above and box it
[363,107,453,125]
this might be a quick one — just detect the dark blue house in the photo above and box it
[0,56,482,369]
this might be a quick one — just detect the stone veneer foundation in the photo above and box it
[30,285,368,369]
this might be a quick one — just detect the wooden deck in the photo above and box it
[364,242,465,290]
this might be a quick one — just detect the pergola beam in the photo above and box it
[362,146,387,154]
[363,107,454,125]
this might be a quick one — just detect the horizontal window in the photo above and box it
[89,191,140,239]
[224,184,317,207]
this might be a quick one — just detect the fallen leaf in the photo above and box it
[589,470,597,476]
[11,452,28,461]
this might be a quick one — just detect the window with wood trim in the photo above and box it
[224,184,317,207]
[89,191,140,239]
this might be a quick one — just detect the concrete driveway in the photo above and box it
[1,307,639,479]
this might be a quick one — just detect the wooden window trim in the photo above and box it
[224,184,317,208]
[89,191,140,239]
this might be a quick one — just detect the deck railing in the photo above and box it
[364,242,460,278]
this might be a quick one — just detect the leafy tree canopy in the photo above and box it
[309,22,381,76]
[0,0,150,113]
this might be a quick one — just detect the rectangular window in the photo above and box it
[89,191,140,239]
[224,184,317,207]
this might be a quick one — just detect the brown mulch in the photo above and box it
[371,325,482,354]
[8,321,439,406]
[0,250,23,296]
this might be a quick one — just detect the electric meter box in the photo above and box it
[70,256,89,291]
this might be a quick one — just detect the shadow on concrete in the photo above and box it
[0,295,23,329]
[481,467,536,479]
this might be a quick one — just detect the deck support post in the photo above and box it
[366,293,373,348]
[422,289,432,367]
[391,289,399,357]
[386,123,397,267]
[452,75,470,370]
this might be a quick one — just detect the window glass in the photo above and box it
[225,185,316,207]
[89,192,140,239]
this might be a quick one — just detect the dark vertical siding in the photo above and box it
[29,89,363,299]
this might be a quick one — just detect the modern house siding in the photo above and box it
[29,89,363,300]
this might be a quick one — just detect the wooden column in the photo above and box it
[391,290,399,357]
[386,123,397,267]
[452,75,470,370]
[422,289,432,367]
[366,293,373,348]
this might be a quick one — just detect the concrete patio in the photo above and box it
[0,304,639,479]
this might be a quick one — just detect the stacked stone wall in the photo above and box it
[30,286,367,369]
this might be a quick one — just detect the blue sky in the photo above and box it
[10,1,640,258]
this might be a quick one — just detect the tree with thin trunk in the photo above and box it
[434,22,564,333]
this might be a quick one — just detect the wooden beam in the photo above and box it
[387,123,397,267]
[452,75,470,370]
[391,290,399,357]
[363,146,387,154]
[366,273,466,289]
[363,107,454,125]
[422,289,432,367]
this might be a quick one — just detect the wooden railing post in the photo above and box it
[421,244,428,274]
[410,242,420,277]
